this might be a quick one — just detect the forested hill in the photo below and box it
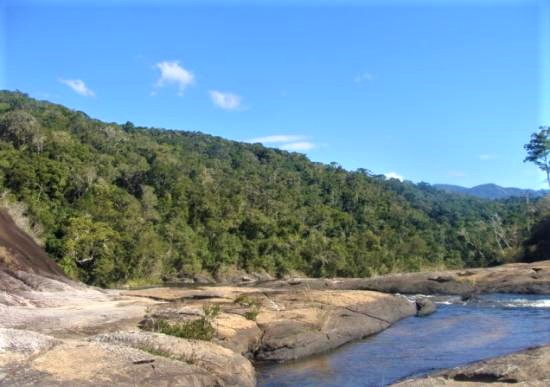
[0,91,543,286]
[434,183,549,200]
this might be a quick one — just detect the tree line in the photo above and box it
[0,91,546,286]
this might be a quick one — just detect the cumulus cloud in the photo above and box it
[59,79,95,97]
[246,134,316,152]
[154,60,194,95]
[384,172,404,181]
[209,90,241,110]
[280,141,316,151]
[354,72,374,83]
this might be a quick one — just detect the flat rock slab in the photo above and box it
[123,285,277,301]
[143,288,417,362]
[262,261,550,295]
[91,331,255,387]
[0,328,255,387]
[0,270,157,338]
[393,345,550,386]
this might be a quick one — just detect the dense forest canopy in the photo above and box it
[0,91,546,286]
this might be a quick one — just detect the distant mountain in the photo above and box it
[433,183,549,200]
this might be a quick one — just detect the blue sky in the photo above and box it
[1,0,549,189]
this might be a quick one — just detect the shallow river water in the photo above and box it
[257,293,550,387]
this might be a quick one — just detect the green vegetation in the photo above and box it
[147,304,221,341]
[150,319,216,341]
[524,126,550,189]
[523,128,550,261]
[234,294,260,307]
[235,294,262,320]
[244,305,261,321]
[0,91,545,286]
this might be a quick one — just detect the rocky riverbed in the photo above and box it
[257,260,550,295]
[3,266,549,386]
[125,286,417,361]
[1,208,549,386]
[0,267,420,385]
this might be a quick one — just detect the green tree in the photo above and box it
[524,127,550,188]
[60,215,119,284]
[0,91,538,286]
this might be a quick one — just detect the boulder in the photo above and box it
[415,298,436,317]
[254,290,416,361]
[393,345,550,386]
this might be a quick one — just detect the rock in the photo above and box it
[259,261,550,295]
[1,335,221,386]
[249,269,274,282]
[137,300,264,358]
[415,298,436,317]
[214,267,273,285]
[288,278,303,286]
[193,272,216,284]
[393,345,550,386]
[213,312,263,357]
[91,331,256,387]
[254,290,416,361]
[0,209,65,279]
[135,287,416,362]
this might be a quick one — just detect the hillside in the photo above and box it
[434,183,549,200]
[0,91,543,286]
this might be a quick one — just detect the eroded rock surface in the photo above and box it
[260,261,550,295]
[91,331,255,387]
[133,287,417,362]
[0,270,154,337]
[393,345,550,386]
[0,330,223,386]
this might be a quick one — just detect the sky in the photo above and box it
[1,0,549,189]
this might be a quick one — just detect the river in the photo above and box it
[258,293,550,386]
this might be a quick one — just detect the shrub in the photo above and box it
[148,304,221,341]
[244,304,260,321]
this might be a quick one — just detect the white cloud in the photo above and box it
[280,141,316,151]
[248,135,306,144]
[354,72,374,83]
[209,90,241,110]
[59,79,95,97]
[246,134,316,152]
[154,60,194,95]
[384,172,404,181]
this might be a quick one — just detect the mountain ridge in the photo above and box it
[433,183,549,200]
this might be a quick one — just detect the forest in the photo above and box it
[0,90,547,286]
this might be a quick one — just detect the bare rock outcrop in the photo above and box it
[255,290,416,361]
[0,209,64,278]
[133,287,417,362]
[91,331,256,387]
[1,328,255,386]
[393,345,550,386]
[260,261,550,296]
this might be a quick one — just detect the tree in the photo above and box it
[0,90,537,286]
[524,127,550,188]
